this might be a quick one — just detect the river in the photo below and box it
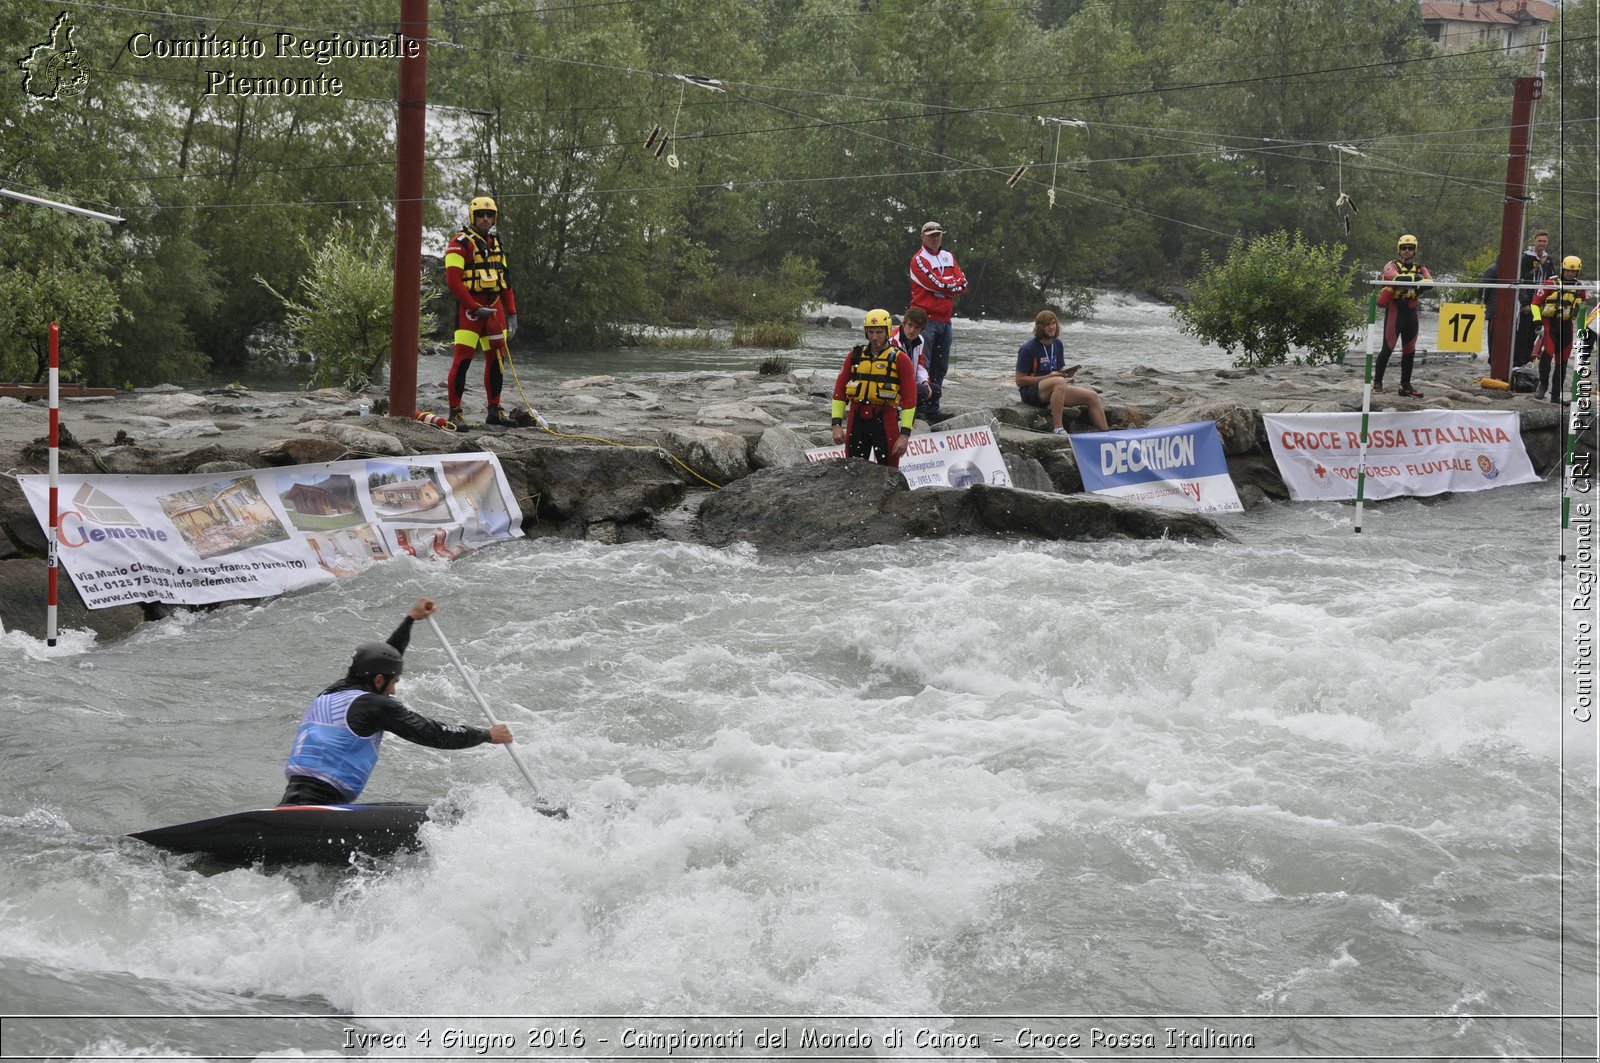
[3,304,1594,1061]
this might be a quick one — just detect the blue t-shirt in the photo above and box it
[1016,337,1064,383]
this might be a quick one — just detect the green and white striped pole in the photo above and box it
[1354,290,1379,533]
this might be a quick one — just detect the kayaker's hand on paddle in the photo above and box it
[408,597,436,621]
[487,723,513,744]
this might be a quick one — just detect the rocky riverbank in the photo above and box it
[0,351,1577,642]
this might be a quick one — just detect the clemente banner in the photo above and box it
[805,424,1012,489]
[1263,411,1538,501]
[19,453,524,609]
[1069,421,1243,513]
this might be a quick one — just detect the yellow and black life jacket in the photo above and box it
[455,229,509,296]
[1543,279,1588,321]
[843,343,902,406]
[1388,262,1427,304]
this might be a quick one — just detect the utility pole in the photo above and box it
[389,0,428,418]
[1489,75,1542,383]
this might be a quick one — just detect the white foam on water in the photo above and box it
[0,481,1588,1057]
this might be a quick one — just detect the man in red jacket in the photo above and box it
[908,220,968,421]
[444,195,519,428]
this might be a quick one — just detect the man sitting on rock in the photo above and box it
[1015,310,1108,435]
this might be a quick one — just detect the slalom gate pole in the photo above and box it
[47,322,59,646]
[1354,291,1377,534]
[425,615,543,799]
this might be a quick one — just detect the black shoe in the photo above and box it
[1371,383,1384,393]
[447,406,466,429]
[1398,385,1423,398]
[485,406,513,427]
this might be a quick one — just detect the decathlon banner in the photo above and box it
[1263,411,1538,501]
[805,423,1012,489]
[19,453,523,610]
[1069,421,1243,514]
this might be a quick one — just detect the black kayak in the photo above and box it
[128,803,430,865]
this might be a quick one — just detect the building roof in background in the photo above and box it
[1419,1,1557,27]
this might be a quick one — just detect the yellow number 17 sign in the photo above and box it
[1437,302,1484,353]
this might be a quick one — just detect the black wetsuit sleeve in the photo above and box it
[386,615,416,654]
[346,691,492,749]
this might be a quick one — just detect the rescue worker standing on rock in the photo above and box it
[1373,234,1433,399]
[831,309,918,468]
[444,195,519,429]
[1531,255,1591,403]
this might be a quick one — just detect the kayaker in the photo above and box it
[280,597,512,805]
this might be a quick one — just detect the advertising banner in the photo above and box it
[1069,421,1244,514]
[805,424,1012,489]
[20,453,523,609]
[1263,411,1538,501]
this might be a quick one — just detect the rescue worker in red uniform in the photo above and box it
[444,196,518,428]
[831,309,918,468]
[1531,255,1592,403]
[1373,234,1433,398]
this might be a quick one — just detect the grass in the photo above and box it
[731,322,801,349]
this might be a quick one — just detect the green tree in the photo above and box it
[0,205,120,383]
[259,220,433,391]
[1173,229,1363,366]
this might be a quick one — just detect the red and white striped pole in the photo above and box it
[47,321,59,647]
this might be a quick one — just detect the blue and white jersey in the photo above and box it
[284,688,384,801]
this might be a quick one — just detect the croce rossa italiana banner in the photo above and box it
[1263,411,1538,501]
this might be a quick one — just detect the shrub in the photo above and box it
[1173,230,1363,367]
[258,220,443,391]
[732,323,801,349]
[757,355,792,375]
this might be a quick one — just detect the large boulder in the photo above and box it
[696,402,778,428]
[697,459,1234,553]
[258,436,352,466]
[1148,400,1260,455]
[752,425,812,469]
[513,444,688,530]
[960,483,1236,543]
[659,426,752,485]
[697,459,958,552]
[0,557,147,643]
[0,474,46,554]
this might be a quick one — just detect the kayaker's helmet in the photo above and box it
[469,195,497,217]
[349,642,403,682]
[1397,235,1418,253]
[1563,255,1582,273]
[863,308,893,336]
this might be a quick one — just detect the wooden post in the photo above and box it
[389,0,428,419]
[1489,75,1542,382]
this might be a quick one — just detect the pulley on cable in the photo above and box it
[1329,143,1366,235]
[641,73,725,170]
[1037,117,1086,208]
